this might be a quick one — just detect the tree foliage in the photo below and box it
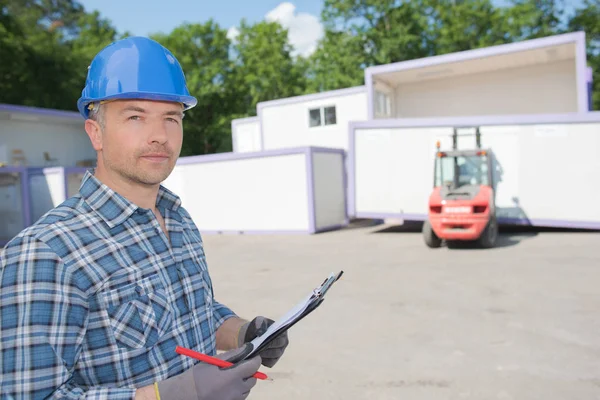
[0,0,597,155]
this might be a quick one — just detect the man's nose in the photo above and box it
[148,120,168,144]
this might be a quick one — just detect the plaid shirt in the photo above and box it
[0,171,236,399]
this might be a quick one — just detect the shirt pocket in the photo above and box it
[96,273,174,351]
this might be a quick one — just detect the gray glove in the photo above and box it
[156,345,262,400]
[238,316,289,368]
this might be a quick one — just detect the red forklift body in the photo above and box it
[428,185,493,241]
[423,127,498,248]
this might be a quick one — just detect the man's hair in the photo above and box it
[88,102,105,130]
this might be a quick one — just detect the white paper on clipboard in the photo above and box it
[244,271,343,358]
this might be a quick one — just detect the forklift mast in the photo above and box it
[452,126,482,151]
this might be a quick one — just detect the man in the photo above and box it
[0,36,289,399]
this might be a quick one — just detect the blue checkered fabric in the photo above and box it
[0,171,236,399]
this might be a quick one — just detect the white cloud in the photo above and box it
[265,2,323,58]
[226,2,323,58]
[227,26,240,43]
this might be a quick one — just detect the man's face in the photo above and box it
[93,99,184,186]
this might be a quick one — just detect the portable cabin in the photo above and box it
[365,31,591,119]
[231,86,368,153]
[231,116,261,153]
[0,103,95,167]
[348,112,600,230]
[162,147,348,234]
[0,104,93,245]
[348,32,600,230]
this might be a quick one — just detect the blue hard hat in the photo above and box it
[77,36,198,118]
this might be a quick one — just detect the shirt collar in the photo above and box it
[79,170,182,229]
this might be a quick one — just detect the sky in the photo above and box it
[78,0,586,59]
[78,0,325,57]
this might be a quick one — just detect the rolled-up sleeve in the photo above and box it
[0,236,135,399]
[212,300,237,329]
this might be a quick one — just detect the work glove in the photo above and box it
[238,316,289,368]
[156,345,261,400]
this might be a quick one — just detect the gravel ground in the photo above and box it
[202,221,600,400]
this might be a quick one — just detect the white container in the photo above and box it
[348,112,600,230]
[162,147,348,234]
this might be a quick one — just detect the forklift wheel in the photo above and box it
[477,216,498,248]
[423,220,442,248]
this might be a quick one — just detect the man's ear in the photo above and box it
[85,119,103,151]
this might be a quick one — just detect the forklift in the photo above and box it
[422,127,498,248]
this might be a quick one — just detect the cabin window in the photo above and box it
[309,108,321,127]
[309,106,337,127]
[375,91,391,117]
[324,106,336,125]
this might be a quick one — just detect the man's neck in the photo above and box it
[94,167,159,211]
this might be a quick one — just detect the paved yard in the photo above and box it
[202,221,600,400]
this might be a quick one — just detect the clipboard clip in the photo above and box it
[313,270,344,298]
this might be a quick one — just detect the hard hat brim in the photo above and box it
[77,91,198,119]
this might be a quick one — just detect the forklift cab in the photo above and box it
[424,127,498,248]
[434,148,495,194]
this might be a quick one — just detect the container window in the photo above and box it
[309,108,321,127]
[324,106,337,125]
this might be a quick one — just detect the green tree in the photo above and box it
[304,30,366,92]
[0,0,119,110]
[230,20,308,115]
[568,0,600,110]
[151,21,235,155]
[498,0,566,41]
[423,0,510,54]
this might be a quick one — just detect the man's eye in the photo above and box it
[128,115,140,121]
[166,118,179,123]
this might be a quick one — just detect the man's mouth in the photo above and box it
[141,153,170,162]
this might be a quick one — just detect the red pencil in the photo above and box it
[175,346,268,380]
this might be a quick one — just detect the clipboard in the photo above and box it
[239,270,344,361]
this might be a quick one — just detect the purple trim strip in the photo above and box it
[200,230,311,235]
[341,152,350,226]
[576,32,589,113]
[349,111,600,131]
[498,217,600,230]
[308,147,346,155]
[256,86,366,110]
[354,212,426,221]
[305,147,317,234]
[365,73,374,120]
[21,169,31,227]
[347,111,600,217]
[176,146,339,165]
[354,213,600,230]
[587,66,594,111]
[0,166,27,173]
[366,32,584,75]
[365,31,587,116]
[0,103,81,120]
[257,107,265,151]
[27,167,64,176]
[347,123,357,217]
[256,86,365,151]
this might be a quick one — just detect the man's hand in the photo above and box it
[238,316,289,368]
[155,346,261,400]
